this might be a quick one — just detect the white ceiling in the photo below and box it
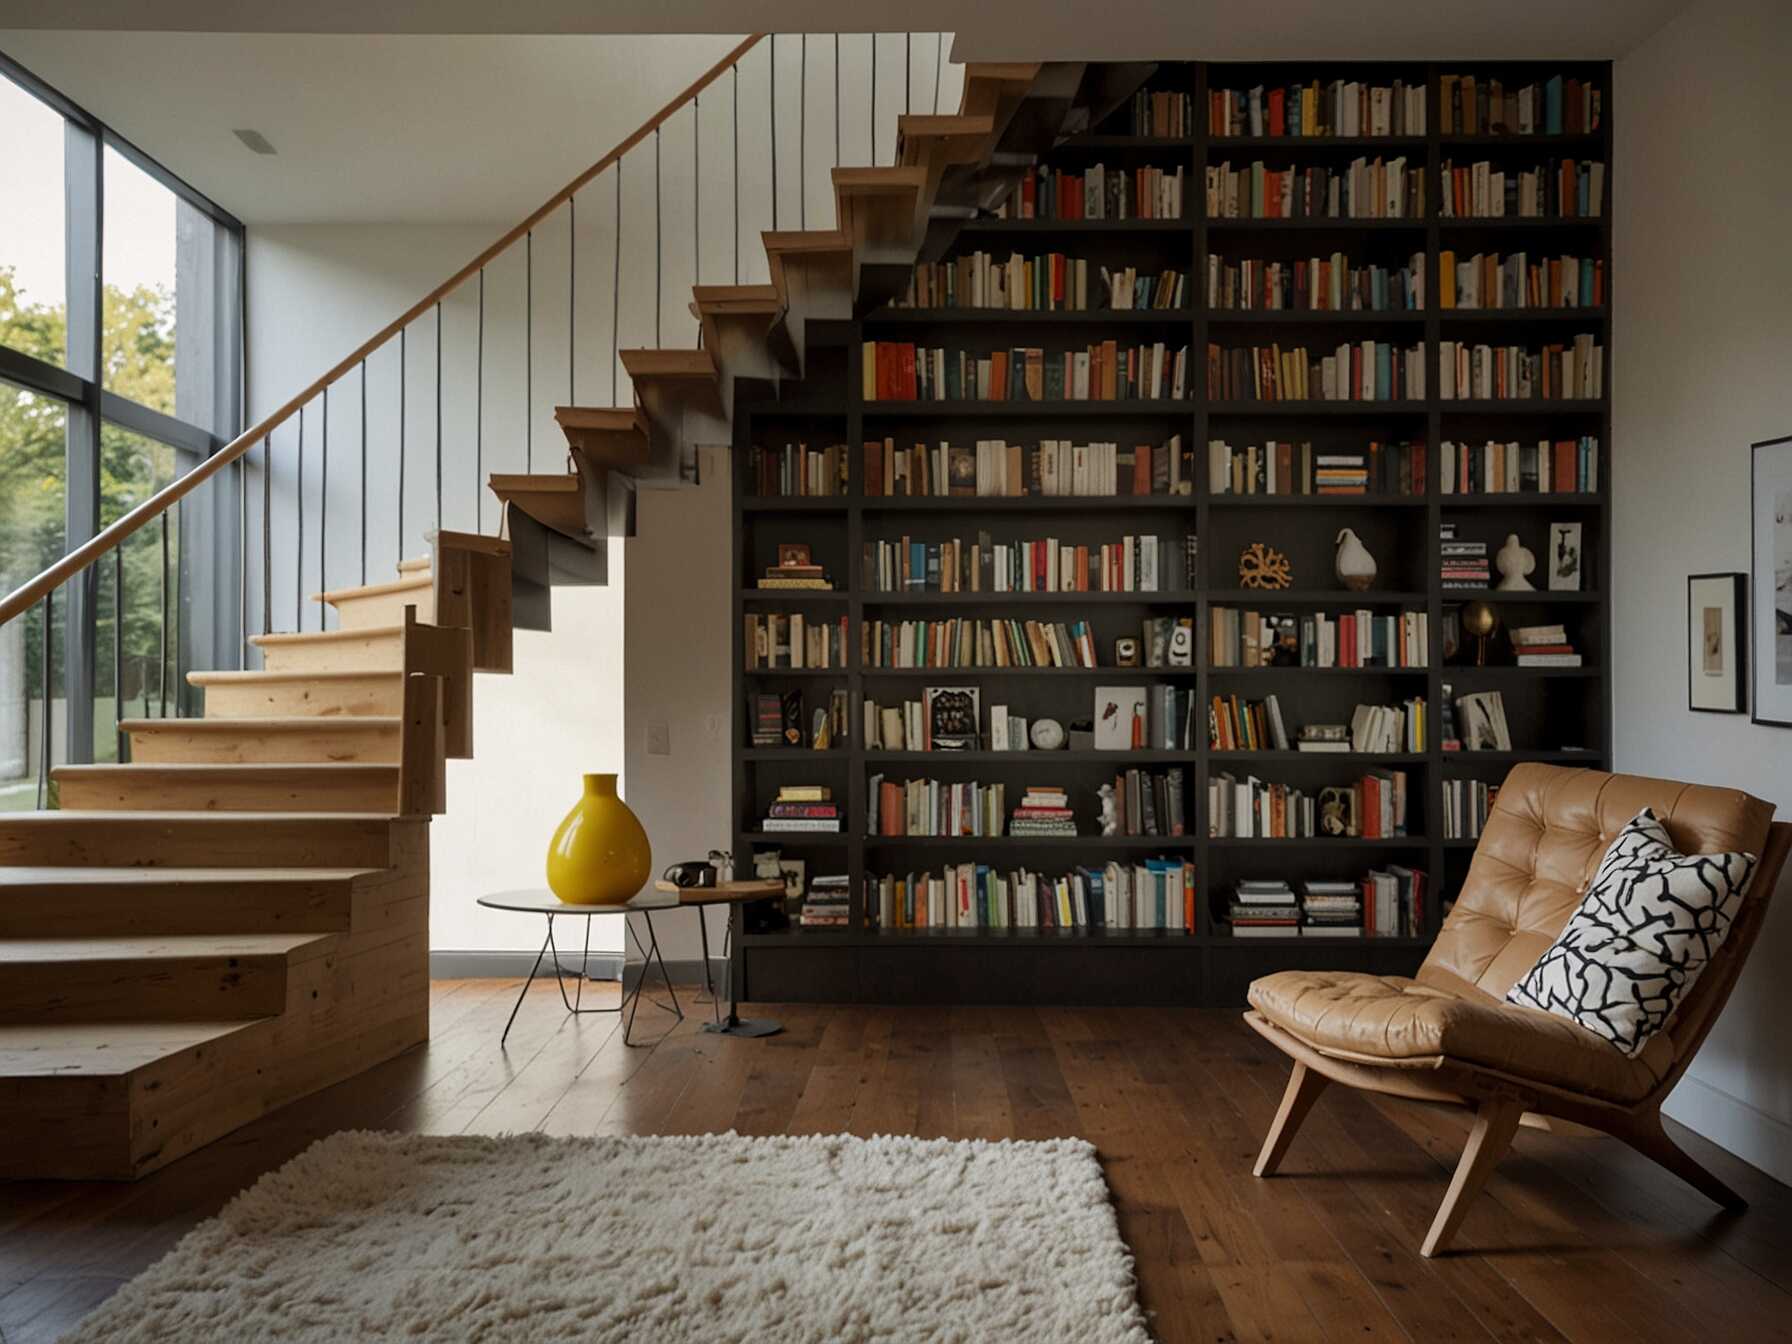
[0,3,1685,225]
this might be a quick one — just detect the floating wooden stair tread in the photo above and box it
[0,812,399,870]
[312,573,431,606]
[121,715,399,733]
[248,626,405,674]
[252,625,404,647]
[0,863,379,890]
[898,113,997,167]
[0,1019,267,1077]
[121,716,402,767]
[691,283,781,313]
[489,472,590,539]
[553,407,652,469]
[189,668,400,684]
[0,863,380,937]
[0,932,338,966]
[428,528,511,557]
[52,762,401,813]
[397,555,432,574]
[186,667,404,719]
[619,347,717,381]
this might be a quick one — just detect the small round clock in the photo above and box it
[1029,718,1065,751]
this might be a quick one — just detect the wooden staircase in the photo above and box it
[0,58,1149,1180]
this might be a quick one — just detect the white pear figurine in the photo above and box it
[1495,533,1536,591]
[1335,527,1377,592]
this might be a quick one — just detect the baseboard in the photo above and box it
[430,950,724,989]
[1665,1072,1792,1187]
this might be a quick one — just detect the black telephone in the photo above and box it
[662,860,717,889]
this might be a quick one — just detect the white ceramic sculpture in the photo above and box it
[1334,527,1377,591]
[1496,533,1536,591]
[1098,783,1119,836]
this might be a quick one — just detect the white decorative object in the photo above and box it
[1334,528,1377,592]
[61,1131,1151,1344]
[1029,717,1065,751]
[1098,783,1119,836]
[1495,533,1536,591]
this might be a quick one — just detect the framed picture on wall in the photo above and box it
[1751,436,1792,728]
[1687,573,1746,714]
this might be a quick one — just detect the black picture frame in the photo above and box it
[1751,435,1792,728]
[1687,572,1746,714]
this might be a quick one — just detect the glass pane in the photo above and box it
[0,381,68,810]
[102,145,177,418]
[0,75,68,370]
[97,423,182,762]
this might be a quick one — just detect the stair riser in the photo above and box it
[0,818,394,868]
[329,587,434,630]
[0,956,288,1023]
[0,883,356,938]
[127,723,402,766]
[55,771,399,814]
[257,633,406,674]
[198,676,404,720]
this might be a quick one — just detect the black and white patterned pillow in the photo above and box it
[1507,808,1756,1056]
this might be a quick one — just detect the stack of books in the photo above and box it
[800,874,850,928]
[1512,623,1581,667]
[1010,787,1076,837]
[1300,879,1363,936]
[1440,524,1491,591]
[755,560,834,591]
[762,786,841,834]
[1228,880,1300,937]
[1296,724,1349,753]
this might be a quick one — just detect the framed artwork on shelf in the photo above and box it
[1547,522,1584,591]
[1750,436,1792,727]
[1687,573,1746,714]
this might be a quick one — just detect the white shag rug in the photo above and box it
[64,1130,1151,1343]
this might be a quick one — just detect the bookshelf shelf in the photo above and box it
[731,55,1612,1007]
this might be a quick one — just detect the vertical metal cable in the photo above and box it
[320,385,329,629]
[261,436,271,635]
[435,301,443,535]
[655,125,663,347]
[871,34,878,164]
[693,95,700,289]
[238,446,247,664]
[933,33,943,114]
[114,545,123,760]
[799,37,807,229]
[160,510,170,717]
[834,36,841,166]
[770,35,778,231]
[612,165,622,404]
[37,591,50,808]
[359,361,368,584]
[905,33,911,115]
[525,230,533,472]
[476,269,485,533]
[399,329,407,568]
[295,404,305,629]
[732,65,740,282]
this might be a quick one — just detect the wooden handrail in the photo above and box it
[0,32,765,627]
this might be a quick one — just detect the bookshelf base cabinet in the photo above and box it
[730,57,1612,1009]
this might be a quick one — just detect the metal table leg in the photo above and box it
[620,909,683,1046]
[700,905,782,1038]
[501,913,623,1048]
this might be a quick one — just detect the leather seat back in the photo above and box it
[1420,765,1775,1051]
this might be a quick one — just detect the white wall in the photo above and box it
[1613,0,1792,1183]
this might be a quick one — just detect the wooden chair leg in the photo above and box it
[1615,1109,1748,1213]
[1421,1096,1523,1257]
[1254,1061,1329,1177]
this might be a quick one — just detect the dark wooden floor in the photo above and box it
[5,980,1791,1344]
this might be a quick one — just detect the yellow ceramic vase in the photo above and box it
[545,773,652,905]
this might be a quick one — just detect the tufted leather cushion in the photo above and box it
[1247,766,1775,1104]
[1248,968,1673,1102]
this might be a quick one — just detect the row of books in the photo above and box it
[862,436,1195,499]
[1008,163,1187,220]
[1205,158,1425,221]
[1208,438,1426,496]
[1228,870,1426,938]
[1130,89,1194,138]
[1438,337,1603,400]
[869,777,1007,837]
[1108,768,1189,837]
[1438,74,1599,137]
[861,618,1100,670]
[1509,622,1582,667]
[1438,158,1605,219]
[1205,252,1425,313]
[894,252,1189,313]
[1438,251,1604,310]
[748,689,849,750]
[862,534,1191,595]
[1208,80,1427,140]
[1440,438,1600,494]
[1210,607,1431,669]
[743,613,850,670]
[799,874,850,928]
[760,785,842,834]
[867,860,1197,932]
[1442,779,1499,840]
[1209,769,1411,838]
[862,342,1192,402]
[1206,341,1425,402]
[747,442,847,497]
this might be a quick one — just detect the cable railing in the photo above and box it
[2,32,965,801]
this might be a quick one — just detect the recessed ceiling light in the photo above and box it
[233,129,277,155]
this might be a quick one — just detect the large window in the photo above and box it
[0,51,243,804]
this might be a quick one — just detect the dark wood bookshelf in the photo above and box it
[729,56,1612,1007]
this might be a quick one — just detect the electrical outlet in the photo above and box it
[646,722,671,756]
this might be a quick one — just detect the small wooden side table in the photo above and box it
[647,879,785,1038]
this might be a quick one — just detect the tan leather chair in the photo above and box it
[1244,764,1790,1256]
